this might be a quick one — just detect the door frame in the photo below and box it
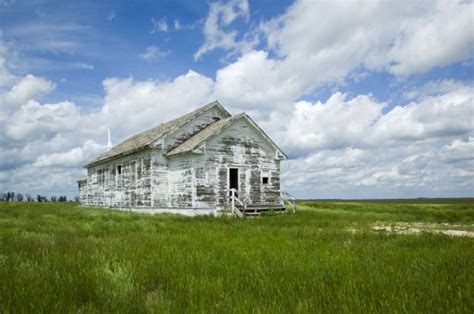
[227,167,239,192]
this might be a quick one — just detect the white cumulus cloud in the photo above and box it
[210,0,473,112]
[194,0,252,60]
[151,17,168,33]
[33,140,104,167]
[1,74,55,112]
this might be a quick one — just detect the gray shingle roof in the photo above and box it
[84,101,228,167]
[166,113,244,156]
[166,112,288,159]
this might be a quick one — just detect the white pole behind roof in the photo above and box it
[107,128,112,151]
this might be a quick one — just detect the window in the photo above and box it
[130,162,136,184]
[195,167,205,179]
[116,165,122,188]
[137,161,142,179]
[262,170,269,185]
[91,171,97,184]
[105,168,109,186]
[98,169,105,186]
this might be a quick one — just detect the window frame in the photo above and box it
[261,169,270,185]
[116,164,122,188]
[130,161,137,185]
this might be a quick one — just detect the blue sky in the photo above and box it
[1,0,292,104]
[0,0,473,199]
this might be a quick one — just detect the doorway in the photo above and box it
[229,168,239,197]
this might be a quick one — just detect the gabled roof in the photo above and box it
[166,113,288,159]
[166,114,240,156]
[84,101,230,167]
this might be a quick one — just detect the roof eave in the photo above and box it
[83,145,154,168]
[165,113,288,159]
[166,149,204,157]
[84,101,230,168]
[238,113,288,159]
[160,100,232,144]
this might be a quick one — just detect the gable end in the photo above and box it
[166,113,287,159]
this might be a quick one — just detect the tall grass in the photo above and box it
[0,201,473,313]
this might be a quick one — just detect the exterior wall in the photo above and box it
[79,113,283,213]
[151,151,169,207]
[204,118,282,209]
[81,148,219,211]
[167,155,194,208]
[157,153,214,209]
[81,149,153,208]
[167,154,216,209]
[155,116,283,211]
[78,180,87,204]
[162,106,228,151]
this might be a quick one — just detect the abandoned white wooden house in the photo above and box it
[78,101,295,216]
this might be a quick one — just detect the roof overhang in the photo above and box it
[84,146,152,168]
[83,101,229,168]
[241,114,288,160]
[157,100,231,147]
[166,113,288,160]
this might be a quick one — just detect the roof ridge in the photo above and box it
[114,100,223,146]
[166,113,244,156]
[84,100,229,167]
[166,112,287,159]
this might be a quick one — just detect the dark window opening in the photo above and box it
[262,170,269,185]
[131,162,136,183]
[117,165,122,175]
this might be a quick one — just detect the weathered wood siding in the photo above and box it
[78,180,87,204]
[151,151,169,207]
[163,106,228,151]
[81,150,153,208]
[166,154,216,209]
[204,117,281,208]
[167,155,193,208]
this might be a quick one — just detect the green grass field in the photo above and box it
[0,200,473,313]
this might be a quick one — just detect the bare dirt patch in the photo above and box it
[371,222,474,238]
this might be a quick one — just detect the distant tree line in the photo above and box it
[0,192,79,202]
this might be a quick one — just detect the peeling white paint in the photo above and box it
[79,105,285,214]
